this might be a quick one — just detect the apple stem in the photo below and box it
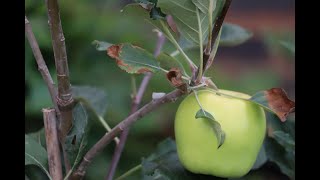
[192,90,206,115]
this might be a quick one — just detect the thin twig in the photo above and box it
[25,16,60,118]
[195,8,204,83]
[194,0,232,85]
[131,75,137,97]
[72,89,186,179]
[205,0,215,54]
[43,108,63,180]
[45,0,74,142]
[105,33,166,180]
[204,0,232,71]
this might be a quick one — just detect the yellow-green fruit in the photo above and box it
[175,89,266,178]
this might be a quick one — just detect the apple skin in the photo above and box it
[175,89,266,178]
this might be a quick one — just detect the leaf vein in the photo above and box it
[170,1,196,13]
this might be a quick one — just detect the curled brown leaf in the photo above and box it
[166,68,187,92]
[265,88,295,122]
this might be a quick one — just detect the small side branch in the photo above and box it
[43,108,63,180]
[204,0,232,71]
[104,74,152,180]
[193,0,233,85]
[105,33,166,180]
[210,0,232,51]
[72,89,186,179]
[25,16,60,118]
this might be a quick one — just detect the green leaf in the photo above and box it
[156,52,187,75]
[219,23,253,46]
[176,36,195,52]
[282,119,295,139]
[204,29,221,71]
[71,85,112,137]
[72,86,108,116]
[266,112,295,141]
[192,0,216,14]
[157,0,211,45]
[262,33,295,60]
[265,137,295,179]
[92,40,113,51]
[136,0,158,4]
[146,138,176,161]
[142,138,223,180]
[28,128,46,148]
[195,109,215,120]
[249,88,295,122]
[122,4,177,40]
[207,88,294,124]
[195,109,225,148]
[144,169,170,180]
[25,135,51,180]
[230,166,290,180]
[107,43,161,74]
[173,23,251,57]
[123,3,194,67]
[279,40,295,55]
[64,102,90,175]
[25,165,50,180]
[273,131,295,155]
[251,144,267,170]
[150,7,166,20]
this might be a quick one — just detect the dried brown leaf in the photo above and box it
[106,43,160,74]
[250,88,295,122]
[107,44,122,59]
[166,68,187,92]
[265,88,295,122]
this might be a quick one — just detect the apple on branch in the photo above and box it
[175,89,266,178]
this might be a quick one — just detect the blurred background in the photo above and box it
[25,0,295,179]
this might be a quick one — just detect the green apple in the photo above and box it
[175,89,266,178]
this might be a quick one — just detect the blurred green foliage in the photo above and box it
[25,0,294,179]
